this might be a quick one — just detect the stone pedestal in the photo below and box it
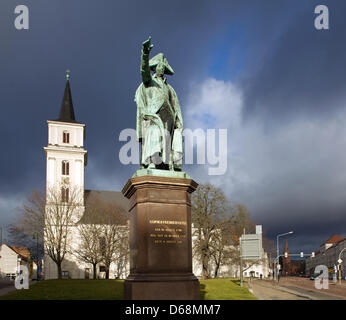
[122,175,200,300]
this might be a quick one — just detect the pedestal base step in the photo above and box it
[124,279,200,300]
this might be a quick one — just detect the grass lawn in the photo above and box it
[199,278,257,300]
[0,278,256,300]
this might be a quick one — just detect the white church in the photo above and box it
[43,75,271,280]
[43,75,130,280]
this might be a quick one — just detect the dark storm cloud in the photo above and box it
[0,0,221,194]
[242,1,346,127]
[230,1,346,252]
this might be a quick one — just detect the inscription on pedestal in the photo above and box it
[149,219,187,245]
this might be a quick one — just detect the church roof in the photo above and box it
[79,190,129,225]
[57,79,78,123]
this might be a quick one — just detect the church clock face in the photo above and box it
[62,177,70,185]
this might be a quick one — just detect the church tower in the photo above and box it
[44,72,87,203]
[43,73,88,279]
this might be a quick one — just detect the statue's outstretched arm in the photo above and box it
[141,37,153,85]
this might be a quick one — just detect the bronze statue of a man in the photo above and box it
[135,37,183,171]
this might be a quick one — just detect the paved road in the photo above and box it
[278,277,346,299]
[250,279,345,300]
[0,279,16,296]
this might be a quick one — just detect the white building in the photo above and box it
[192,226,272,279]
[0,244,37,279]
[43,77,129,280]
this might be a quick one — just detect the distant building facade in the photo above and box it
[305,234,346,278]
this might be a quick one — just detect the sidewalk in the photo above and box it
[249,279,309,300]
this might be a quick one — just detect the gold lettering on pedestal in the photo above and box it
[148,219,187,245]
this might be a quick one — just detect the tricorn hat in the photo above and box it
[149,53,174,75]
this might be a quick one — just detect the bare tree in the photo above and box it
[113,223,130,279]
[192,184,229,280]
[6,223,44,261]
[75,211,103,279]
[80,199,129,280]
[6,190,46,264]
[209,219,233,278]
[43,185,83,279]
[9,187,82,279]
[230,204,255,239]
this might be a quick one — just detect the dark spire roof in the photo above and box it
[57,78,77,123]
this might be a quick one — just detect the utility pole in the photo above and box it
[240,244,243,287]
[275,231,294,281]
[240,228,245,287]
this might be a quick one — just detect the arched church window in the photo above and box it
[99,237,106,256]
[62,161,70,176]
[63,131,70,144]
[61,187,69,203]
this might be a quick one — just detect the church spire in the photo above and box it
[58,70,76,123]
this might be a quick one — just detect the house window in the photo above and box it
[63,131,70,144]
[62,271,69,279]
[99,266,106,273]
[62,161,70,176]
[61,187,69,203]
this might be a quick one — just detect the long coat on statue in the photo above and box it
[135,73,183,169]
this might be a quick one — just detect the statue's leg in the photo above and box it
[144,124,162,169]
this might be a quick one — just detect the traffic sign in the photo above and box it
[240,234,262,260]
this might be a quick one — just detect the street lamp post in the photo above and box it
[338,248,345,285]
[275,231,294,281]
[33,232,39,280]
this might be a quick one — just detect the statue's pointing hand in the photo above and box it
[142,37,154,54]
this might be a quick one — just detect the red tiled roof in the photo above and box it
[325,234,343,244]
[10,246,31,260]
